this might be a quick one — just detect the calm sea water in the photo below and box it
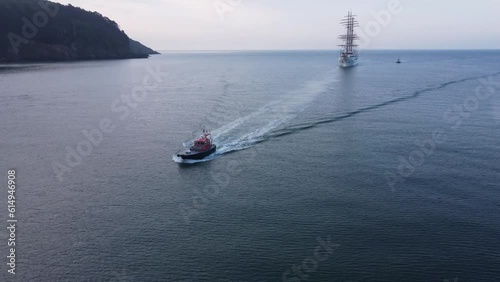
[1,50,500,281]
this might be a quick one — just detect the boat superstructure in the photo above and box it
[338,11,359,68]
[176,129,217,160]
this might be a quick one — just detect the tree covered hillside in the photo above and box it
[0,0,158,62]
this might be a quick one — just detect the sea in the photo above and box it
[1,50,499,282]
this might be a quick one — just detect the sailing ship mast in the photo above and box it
[338,11,359,56]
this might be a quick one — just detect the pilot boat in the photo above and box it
[176,130,217,160]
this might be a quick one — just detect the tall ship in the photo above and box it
[338,11,359,68]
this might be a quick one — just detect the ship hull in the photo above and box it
[339,55,358,68]
[177,145,217,160]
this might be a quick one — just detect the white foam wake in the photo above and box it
[173,76,335,163]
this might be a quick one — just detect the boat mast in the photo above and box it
[338,11,359,55]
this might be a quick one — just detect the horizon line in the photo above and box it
[157,48,500,52]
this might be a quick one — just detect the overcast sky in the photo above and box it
[54,0,500,50]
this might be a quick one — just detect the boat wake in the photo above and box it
[172,77,334,163]
[173,71,500,164]
[270,71,500,138]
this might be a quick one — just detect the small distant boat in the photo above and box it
[176,130,216,160]
[396,58,401,64]
[338,11,359,68]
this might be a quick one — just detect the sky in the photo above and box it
[53,0,500,51]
